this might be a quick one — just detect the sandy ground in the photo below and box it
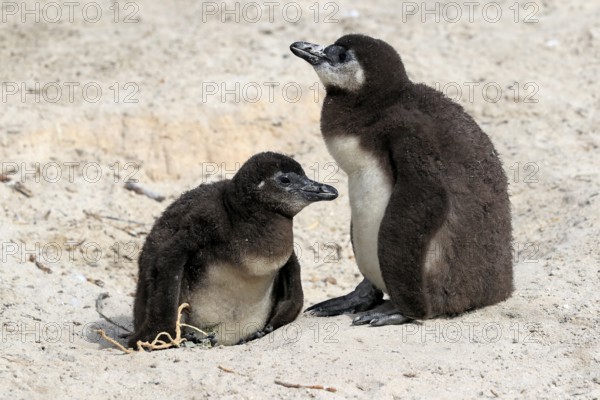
[1,0,599,398]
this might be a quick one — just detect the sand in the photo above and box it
[1,0,599,398]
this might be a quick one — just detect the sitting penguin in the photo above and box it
[290,34,513,326]
[128,152,338,347]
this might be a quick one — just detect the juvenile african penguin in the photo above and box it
[290,34,513,325]
[128,152,338,347]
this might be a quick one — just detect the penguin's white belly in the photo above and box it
[187,261,278,345]
[327,136,393,293]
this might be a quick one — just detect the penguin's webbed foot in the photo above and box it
[352,301,412,326]
[305,278,384,317]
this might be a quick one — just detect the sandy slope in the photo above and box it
[1,0,599,398]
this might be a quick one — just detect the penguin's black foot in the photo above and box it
[236,324,274,345]
[305,279,384,317]
[352,301,412,326]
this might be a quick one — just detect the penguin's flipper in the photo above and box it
[127,231,195,347]
[264,252,304,331]
[236,252,304,345]
[378,134,448,319]
[304,278,384,316]
[352,301,411,326]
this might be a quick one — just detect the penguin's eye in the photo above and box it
[278,176,291,186]
[338,52,347,62]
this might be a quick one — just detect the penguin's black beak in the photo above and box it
[290,41,327,65]
[299,180,338,202]
[291,175,338,202]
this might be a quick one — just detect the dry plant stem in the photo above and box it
[124,180,166,202]
[134,303,209,351]
[180,323,209,336]
[218,365,235,373]
[97,303,208,353]
[12,182,33,197]
[274,380,337,393]
[34,260,52,273]
[96,329,133,354]
[83,209,147,226]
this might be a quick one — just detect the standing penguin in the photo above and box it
[128,152,338,347]
[290,34,513,325]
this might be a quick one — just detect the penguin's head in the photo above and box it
[290,34,409,94]
[232,152,338,217]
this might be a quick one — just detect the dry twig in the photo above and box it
[96,329,133,354]
[28,255,51,273]
[87,278,105,287]
[83,210,147,225]
[35,260,52,273]
[97,303,209,353]
[12,182,33,197]
[274,380,337,393]
[124,180,165,202]
[133,303,208,351]
[218,365,235,373]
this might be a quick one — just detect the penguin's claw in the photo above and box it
[352,312,410,326]
[351,314,374,325]
[352,301,412,326]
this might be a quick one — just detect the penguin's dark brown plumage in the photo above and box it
[290,34,513,325]
[129,152,338,346]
